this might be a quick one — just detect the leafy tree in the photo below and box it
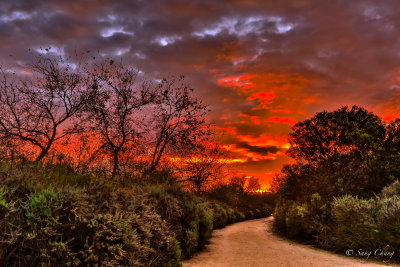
[382,118,400,179]
[277,106,395,199]
[288,106,386,165]
[274,105,400,242]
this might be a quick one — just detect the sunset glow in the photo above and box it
[2,1,400,187]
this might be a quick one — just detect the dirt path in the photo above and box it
[183,217,398,267]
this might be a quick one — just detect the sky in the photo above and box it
[2,0,400,186]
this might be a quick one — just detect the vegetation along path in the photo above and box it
[183,217,397,267]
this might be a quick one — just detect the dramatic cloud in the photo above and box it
[2,0,400,185]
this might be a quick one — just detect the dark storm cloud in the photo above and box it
[2,0,400,182]
[236,142,282,155]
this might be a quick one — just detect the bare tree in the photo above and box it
[179,143,225,193]
[230,176,247,192]
[148,76,209,172]
[0,55,93,162]
[85,60,153,177]
[246,176,261,192]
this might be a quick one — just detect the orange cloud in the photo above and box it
[303,95,321,104]
[222,72,311,114]
[250,116,261,125]
[264,116,296,125]
[239,114,261,125]
[372,89,400,123]
[219,126,237,135]
[247,92,274,104]
[223,143,282,161]
[217,74,254,90]
[270,108,292,114]
[215,72,313,187]
[235,134,289,149]
[382,114,398,122]
[250,73,309,93]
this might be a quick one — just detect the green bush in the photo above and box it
[285,202,316,239]
[144,184,200,258]
[376,194,400,250]
[207,184,275,221]
[315,181,400,260]
[273,194,330,242]
[0,165,181,266]
[226,207,236,224]
[209,202,228,229]
[247,210,254,220]
[381,180,400,198]
[235,210,245,222]
[197,203,214,249]
[0,160,272,265]
[331,195,380,250]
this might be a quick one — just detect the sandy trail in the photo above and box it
[183,217,398,267]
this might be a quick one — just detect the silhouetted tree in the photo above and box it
[281,106,393,198]
[246,176,261,192]
[384,118,400,165]
[273,106,400,241]
[288,106,386,165]
[84,60,153,177]
[179,143,225,193]
[230,176,247,192]
[0,55,94,162]
[148,76,209,172]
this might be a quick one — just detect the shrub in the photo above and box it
[247,210,255,220]
[209,202,228,229]
[381,180,400,198]
[285,202,314,239]
[235,210,245,222]
[331,195,380,251]
[320,181,400,261]
[0,166,181,266]
[144,183,200,259]
[376,182,400,256]
[0,160,271,265]
[197,203,214,249]
[255,209,261,218]
[226,207,236,224]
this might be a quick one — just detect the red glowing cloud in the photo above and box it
[247,92,275,105]
[217,75,254,90]
[222,143,283,162]
[7,0,400,187]
[264,117,296,126]
[235,134,290,149]
[214,71,313,184]
[250,116,261,125]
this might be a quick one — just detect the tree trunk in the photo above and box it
[149,140,168,173]
[196,181,202,195]
[35,147,49,162]
[34,128,56,162]
[112,151,119,177]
